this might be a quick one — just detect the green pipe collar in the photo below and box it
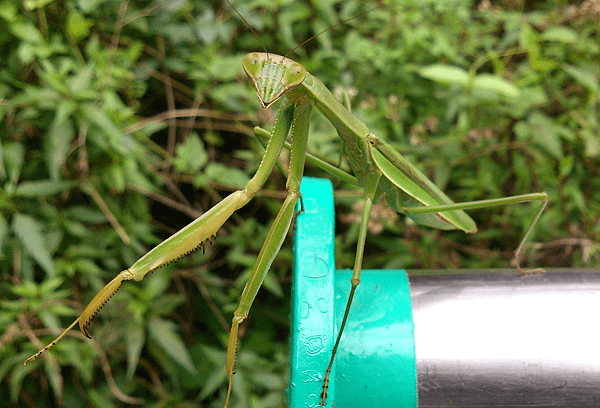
[289,177,417,407]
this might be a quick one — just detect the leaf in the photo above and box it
[12,214,55,276]
[542,26,577,44]
[0,1,18,21]
[10,363,32,402]
[520,23,557,72]
[106,163,125,192]
[122,157,158,193]
[66,10,93,42]
[473,74,519,97]
[0,140,5,180]
[0,214,8,253]
[210,82,257,112]
[505,86,548,118]
[423,67,520,98]
[8,22,43,43]
[419,65,468,85]
[200,364,227,400]
[76,0,107,13]
[143,269,173,299]
[200,162,249,189]
[261,271,284,298]
[206,55,245,82]
[173,133,208,173]
[198,347,228,400]
[14,180,74,197]
[81,103,127,153]
[195,8,231,46]
[67,64,95,95]
[150,294,185,316]
[3,142,25,184]
[562,64,599,96]
[23,0,55,10]
[514,112,573,160]
[45,105,76,181]
[148,317,196,374]
[581,128,600,158]
[43,355,63,401]
[126,323,145,379]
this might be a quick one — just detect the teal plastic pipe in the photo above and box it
[289,177,417,407]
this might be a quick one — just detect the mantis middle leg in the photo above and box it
[320,170,381,405]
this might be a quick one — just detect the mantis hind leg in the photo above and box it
[404,192,549,272]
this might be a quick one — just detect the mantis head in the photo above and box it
[243,52,306,109]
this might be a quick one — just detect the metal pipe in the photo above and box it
[410,269,600,407]
[291,178,600,406]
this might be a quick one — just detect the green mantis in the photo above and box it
[23,6,550,408]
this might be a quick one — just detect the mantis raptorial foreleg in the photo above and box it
[225,103,311,406]
[24,89,298,366]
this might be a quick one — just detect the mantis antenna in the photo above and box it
[224,0,382,60]
[285,5,383,59]
[223,0,269,56]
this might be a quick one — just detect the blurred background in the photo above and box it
[0,0,598,406]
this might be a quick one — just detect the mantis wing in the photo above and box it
[369,141,477,233]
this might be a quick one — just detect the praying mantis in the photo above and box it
[22,2,550,407]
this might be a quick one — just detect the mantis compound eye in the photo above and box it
[242,52,264,78]
[283,62,306,87]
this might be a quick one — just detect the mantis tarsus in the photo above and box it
[24,4,549,407]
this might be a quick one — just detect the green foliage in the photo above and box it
[0,0,598,407]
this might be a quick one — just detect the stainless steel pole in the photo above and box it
[410,269,600,407]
